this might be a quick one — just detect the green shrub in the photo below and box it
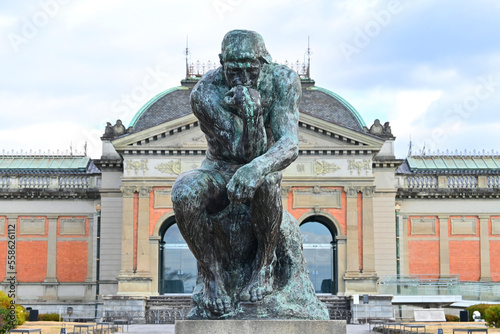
[0,307,16,334]
[485,305,500,328]
[38,313,61,322]
[445,314,459,322]
[465,304,493,321]
[15,305,26,325]
[0,291,26,333]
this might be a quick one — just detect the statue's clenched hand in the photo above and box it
[227,163,265,204]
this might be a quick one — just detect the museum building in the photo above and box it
[1,69,499,315]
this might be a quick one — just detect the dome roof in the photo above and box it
[129,80,366,133]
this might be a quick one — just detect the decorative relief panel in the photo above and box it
[314,160,340,175]
[154,189,173,209]
[0,218,5,236]
[139,186,152,198]
[20,217,46,235]
[60,218,86,235]
[126,159,148,176]
[348,159,371,176]
[492,218,500,235]
[292,187,341,209]
[410,218,436,235]
[155,160,181,175]
[344,186,360,198]
[451,217,477,235]
[122,186,137,197]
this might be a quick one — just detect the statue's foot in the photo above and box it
[203,280,232,316]
[239,265,274,302]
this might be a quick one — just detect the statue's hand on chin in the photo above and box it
[224,85,262,119]
[226,163,265,205]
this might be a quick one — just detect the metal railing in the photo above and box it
[379,275,500,302]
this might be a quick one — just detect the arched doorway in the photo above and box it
[158,218,197,294]
[300,216,338,294]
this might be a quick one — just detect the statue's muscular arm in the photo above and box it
[227,66,301,203]
[191,71,267,164]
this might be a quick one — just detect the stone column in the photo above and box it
[479,215,492,281]
[344,186,360,275]
[119,186,136,276]
[44,216,58,283]
[438,215,450,277]
[150,236,161,295]
[336,236,347,295]
[401,215,410,276]
[362,186,376,275]
[136,186,152,275]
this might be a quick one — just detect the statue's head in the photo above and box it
[219,30,272,88]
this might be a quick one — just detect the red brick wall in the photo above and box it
[490,240,500,281]
[17,241,47,282]
[448,216,480,281]
[0,217,7,281]
[407,216,440,276]
[56,217,89,282]
[0,240,6,281]
[449,240,480,280]
[149,187,174,236]
[16,217,48,282]
[56,241,88,282]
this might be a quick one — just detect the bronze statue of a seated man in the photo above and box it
[172,30,328,320]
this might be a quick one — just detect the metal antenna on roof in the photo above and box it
[84,142,88,156]
[408,135,412,157]
[185,36,190,79]
[306,35,311,79]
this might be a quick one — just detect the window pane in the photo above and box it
[300,222,333,293]
[300,222,333,244]
[162,224,197,294]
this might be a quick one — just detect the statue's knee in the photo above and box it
[172,174,198,207]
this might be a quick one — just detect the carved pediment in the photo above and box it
[112,113,385,153]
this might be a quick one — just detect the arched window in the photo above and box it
[160,222,197,294]
[300,219,337,294]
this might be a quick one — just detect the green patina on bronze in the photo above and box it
[171,30,329,320]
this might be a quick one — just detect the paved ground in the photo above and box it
[125,323,371,333]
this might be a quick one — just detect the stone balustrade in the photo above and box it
[0,175,98,190]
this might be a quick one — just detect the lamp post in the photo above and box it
[94,204,101,319]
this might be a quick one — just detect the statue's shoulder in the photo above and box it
[191,68,225,102]
[264,63,301,91]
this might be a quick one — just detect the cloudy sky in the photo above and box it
[1,0,500,158]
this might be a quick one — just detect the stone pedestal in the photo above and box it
[175,320,346,334]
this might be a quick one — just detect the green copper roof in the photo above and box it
[0,156,91,171]
[407,156,500,171]
[311,87,367,128]
[129,86,189,128]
